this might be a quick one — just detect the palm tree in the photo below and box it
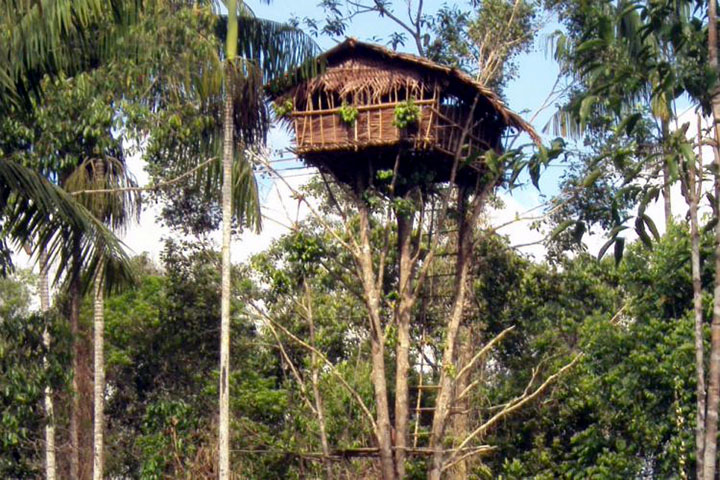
[65,157,140,480]
[213,6,317,476]
[1,0,139,293]
[1,157,136,478]
[0,160,134,280]
[38,248,55,480]
[218,1,238,474]
[139,6,317,475]
[702,1,720,477]
[0,0,144,276]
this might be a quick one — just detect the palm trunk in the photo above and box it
[92,262,105,480]
[69,275,94,479]
[702,2,720,477]
[704,141,720,480]
[39,248,57,480]
[69,242,82,479]
[357,201,396,480]
[394,211,415,479]
[218,70,234,480]
[691,115,706,480]
[219,0,238,478]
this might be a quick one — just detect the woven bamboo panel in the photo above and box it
[292,101,492,159]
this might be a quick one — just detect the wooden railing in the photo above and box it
[290,100,493,159]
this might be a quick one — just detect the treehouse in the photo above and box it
[270,38,539,190]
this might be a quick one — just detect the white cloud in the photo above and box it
[487,193,547,259]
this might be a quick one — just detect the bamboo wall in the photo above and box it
[291,99,494,160]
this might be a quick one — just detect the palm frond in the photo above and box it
[216,14,320,83]
[0,159,133,285]
[0,0,142,110]
[232,151,261,233]
[543,104,586,139]
[64,157,141,232]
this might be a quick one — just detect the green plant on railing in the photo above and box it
[272,98,294,118]
[339,102,359,125]
[393,99,421,128]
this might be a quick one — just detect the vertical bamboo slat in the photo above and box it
[367,109,371,142]
[320,114,325,146]
[300,116,308,147]
[379,108,383,140]
[294,117,300,146]
[332,111,337,145]
[425,107,434,146]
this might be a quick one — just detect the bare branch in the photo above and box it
[442,446,497,472]
[265,319,318,416]
[455,326,515,381]
[449,353,583,459]
[455,379,480,403]
[248,150,358,254]
[247,302,379,433]
[70,157,217,196]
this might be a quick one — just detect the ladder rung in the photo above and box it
[415,407,467,413]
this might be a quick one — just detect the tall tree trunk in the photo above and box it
[69,263,80,480]
[39,248,57,480]
[704,138,720,480]
[448,325,474,480]
[218,44,237,480]
[305,280,332,478]
[357,200,396,480]
[70,240,93,480]
[394,210,415,479]
[219,0,238,478]
[691,115,706,480]
[92,262,105,480]
[428,188,484,480]
[703,2,720,477]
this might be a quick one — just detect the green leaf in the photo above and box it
[579,95,598,123]
[642,214,660,240]
[576,39,606,55]
[614,237,625,265]
[703,217,719,235]
[550,219,575,241]
[678,142,695,162]
[598,236,615,260]
[583,169,603,188]
[618,112,642,136]
[634,217,653,248]
[529,160,541,189]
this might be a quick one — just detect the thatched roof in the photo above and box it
[270,38,540,145]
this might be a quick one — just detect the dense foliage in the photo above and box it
[3,219,715,478]
[4,0,720,478]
